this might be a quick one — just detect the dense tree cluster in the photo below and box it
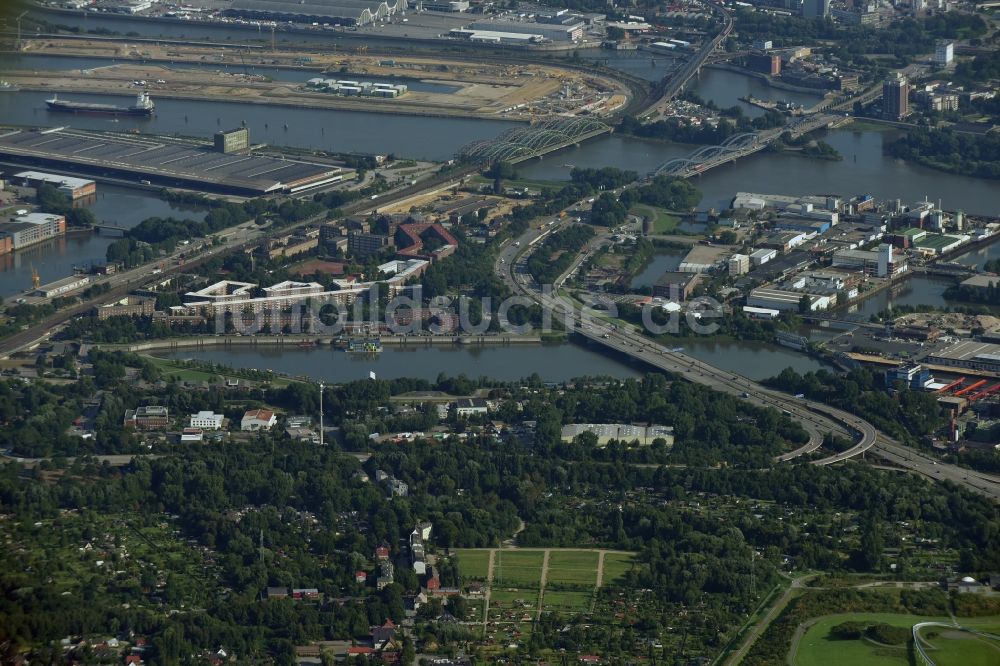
[618,111,785,146]
[36,184,97,227]
[526,225,595,284]
[886,129,1000,180]
[765,367,946,442]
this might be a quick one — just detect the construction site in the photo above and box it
[4,38,630,120]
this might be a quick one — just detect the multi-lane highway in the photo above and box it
[498,222,1000,500]
[642,6,734,120]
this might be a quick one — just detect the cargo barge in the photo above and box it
[45,91,155,116]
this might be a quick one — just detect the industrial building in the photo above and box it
[449,28,545,45]
[306,78,408,98]
[678,245,728,273]
[652,272,701,301]
[747,287,831,312]
[926,341,1000,375]
[885,364,932,389]
[831,245,907,278]
[214,127,250,154]
[223,0,408,26]
[0,212,66,253]
[0,128,345,196]
[34,274,90,299]
[13,170,96,199]
[750,248,777,266]
[465,19,585,41]
[561,423,674,447]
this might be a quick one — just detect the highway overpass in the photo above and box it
[498,222,1000,501]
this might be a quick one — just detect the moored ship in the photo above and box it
[346,338,382,353]
[45,91,155,116]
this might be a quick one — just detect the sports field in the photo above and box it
[794,613,1000,666]
[919,625,1000,666]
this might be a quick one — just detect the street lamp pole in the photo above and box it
[319,382,324,447]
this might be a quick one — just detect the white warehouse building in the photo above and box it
[467,19,585,41]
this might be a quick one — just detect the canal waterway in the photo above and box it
[630,249,685,289]
[0,183,202,298]
[155,337,833,383]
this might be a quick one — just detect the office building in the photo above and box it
[190,411,225,430]
[883,74,910,121]
[95,295,156,320]
[729,254,750,276]
[802,0,830,18]
[214,127,250,154]
[348,232,392,258]
[0,212,66,253]
[124,406,169,430]
[747,52,782,76]
[934,40,954,66]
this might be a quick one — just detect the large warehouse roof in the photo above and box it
[0,128,344,196]
[225,0,407,25]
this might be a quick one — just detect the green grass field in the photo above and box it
[601,552,637,585]
[542,590,593,612]
[795,613,951,666]
[630,204,679,234]
[546,550,599,586]
[455,549,492,581]
[492,551,544,587]
[489,588,537,608]
[145,355,294,387]
[920,627,1000,666]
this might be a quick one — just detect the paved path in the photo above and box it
[482,549,496,633]
[535,549,551,621]
[723,575,814,666]
[590,550,608,613]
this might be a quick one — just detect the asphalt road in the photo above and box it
[497,220,1000,501]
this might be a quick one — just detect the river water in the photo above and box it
[0,90,513,161]
[8,9,998,378]
[0,53,461,93]
[155,337,832,383]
